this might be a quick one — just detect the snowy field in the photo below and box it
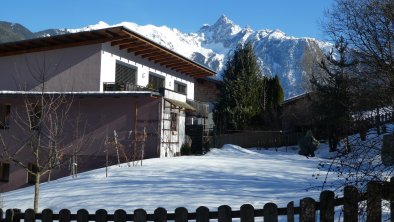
[2,145,337,213]
[1,127,392,221]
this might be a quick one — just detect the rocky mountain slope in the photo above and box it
[0,16,328,98]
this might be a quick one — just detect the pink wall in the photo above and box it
[0,44,102,92]
[0,94,161,192]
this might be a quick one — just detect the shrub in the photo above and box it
[180,143,192,156]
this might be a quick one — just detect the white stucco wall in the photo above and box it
[100,43,195,100]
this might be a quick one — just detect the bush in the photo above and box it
[180,143,192,156]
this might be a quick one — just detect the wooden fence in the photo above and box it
[1,178,393,222]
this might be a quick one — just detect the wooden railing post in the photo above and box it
[24,209,35,222]
[134,209,147,222]
[287,201,294,222]
[218,205,231,222]
[300,197,316,222]
[196,206,209,222]
[344,186,358,222]
[114,209,127,222]
[42,209,53,222]
[154,207,167,222]
[5,209,14,222]
[59,209,71,222]
[264,203,278,222]
[77,209,89,222]
[95,209,107,222]
[175,207,188,222]
[320,190,335,222]
[240,204,254,222]
[0,209,3,222]
[391,177,394,222]
[367,181,382,222]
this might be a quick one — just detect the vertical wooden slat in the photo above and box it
[42,209,53,222]
[287,201,294,222]
[134,209,147,222]
[77,209,89,222]
[59,209,71,222]
[320,190,335,222]
[0,209,3,222]
[24,209,35,222]
[95,209,107,222]
[114,209,127,222]
[240,204,254,222]
[196,206,209,222]
[391,177,394,222]
[344,186,358,222]
[264,203,278,222]
[218,205,231,222]
[9,209,20,222]
[175,207,188,222]
[300,197,316,222]
[154,208,167,222]
[367,181,382,222]
[5,209,14,222]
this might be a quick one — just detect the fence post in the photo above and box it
[175,207,188,222]
[0,209,3,222]
[59,209,71,222]
[264,203,278,222]
[196,206,209,222]
[300,197,316,222]
[154,207,167,222]
[218,205,231,222]
[287,201,294,222]
[24,209,35,222]
[95,209,107,222]
[344,186,358,222]
[114,209,126,222]
[134,209,147,222]
[391,177,394,222]
[5,209,14,222]
[367,181,382,222]
[240,204,254,222]
[77,209,89,222]
[320,190,335,222]
[42,209,53,222]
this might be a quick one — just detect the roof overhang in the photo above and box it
[0,91,161,98]
[0,26,216,78]
[164,98,196,111]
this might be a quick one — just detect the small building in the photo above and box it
[0,26,215,191]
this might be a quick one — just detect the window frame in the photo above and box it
[114,62,138,88]
[148,72,165,91]
[174,81,187,94]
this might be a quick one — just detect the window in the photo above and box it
[0,162,10,182]
[170,113,178,131]
[148,73,165,91]
[0,104,10,129]
[27,163,38,184]
[174,82,187,94]
[115,63,137,90]
[29,105,41,131]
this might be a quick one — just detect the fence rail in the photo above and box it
[1,178,393,222]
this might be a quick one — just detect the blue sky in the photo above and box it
[1,0,334,39]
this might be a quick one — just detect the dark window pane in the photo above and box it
[0,162,10,182]
[0,104,11,129]
[148,74,165,90]
[174,82,187,94]
[115,63,137,85]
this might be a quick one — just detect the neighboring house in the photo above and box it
[0,26,215,191]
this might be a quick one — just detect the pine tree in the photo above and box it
[214,43,263,131]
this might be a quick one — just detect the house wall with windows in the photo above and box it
[100,43,194,100]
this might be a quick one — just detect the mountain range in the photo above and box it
[0,16,330,99]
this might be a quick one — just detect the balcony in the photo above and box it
[103,82,152,92]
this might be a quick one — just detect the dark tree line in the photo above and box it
[214,43,284,133]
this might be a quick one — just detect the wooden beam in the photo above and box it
[111,38,135,46]
[167,62,191,69]
[141,50,167,59]
[153,56,179,64]
[160,59,184,66]
[134,48,160,56]
[120,42,146,50]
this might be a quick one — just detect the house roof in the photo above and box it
[0,90,161,98]
[0,26,216,78]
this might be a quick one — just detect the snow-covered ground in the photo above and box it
[2,145,336,213]
[1,126,392,221]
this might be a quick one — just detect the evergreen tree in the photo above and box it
[214,43,263,131]
[311,36,354,152]
[261,75,284,129]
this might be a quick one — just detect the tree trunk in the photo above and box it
[34,173,40,212]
